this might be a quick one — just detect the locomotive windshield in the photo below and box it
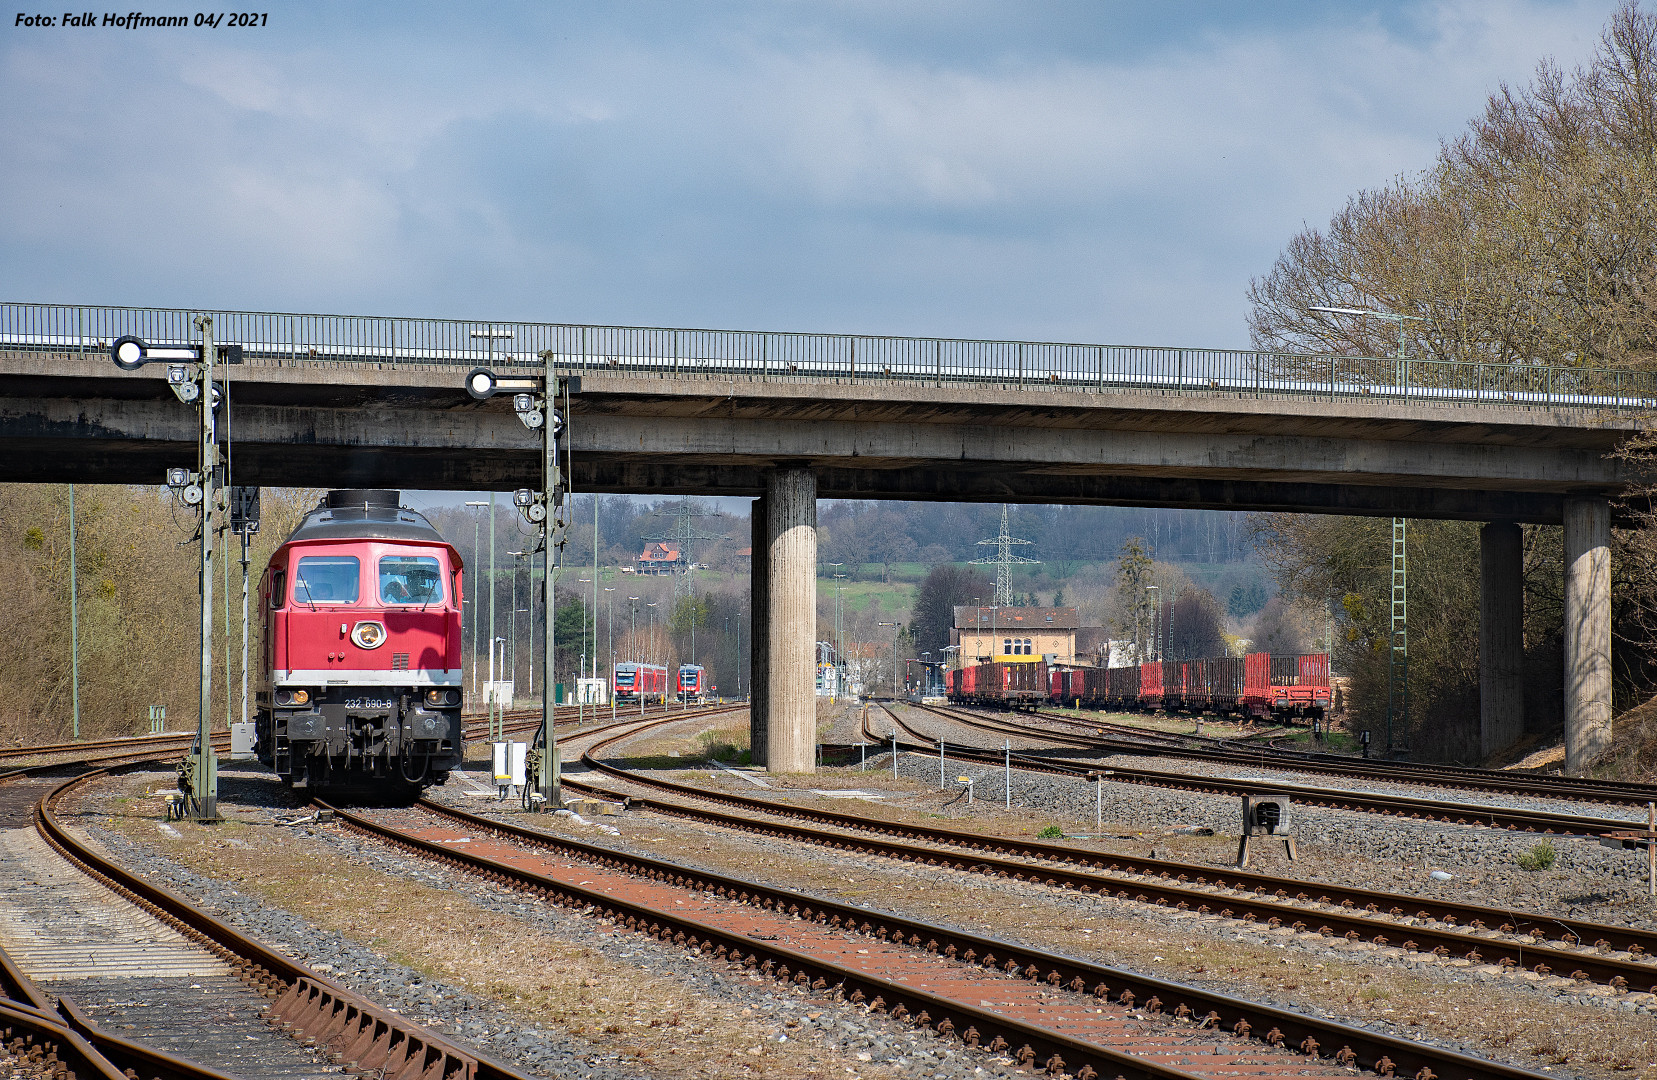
[379,555,444,605]
[294,556,360,604]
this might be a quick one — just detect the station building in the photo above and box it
[951,606,1079,665]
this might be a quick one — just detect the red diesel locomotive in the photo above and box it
[256,489,465,792]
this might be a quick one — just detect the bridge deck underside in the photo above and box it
[0,351,1637,523]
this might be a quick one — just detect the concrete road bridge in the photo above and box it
[2,302,1649,773]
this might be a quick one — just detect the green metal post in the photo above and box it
[68,484,79,740]
[1387,517,1408,755]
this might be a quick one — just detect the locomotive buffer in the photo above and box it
[466,363,578,810]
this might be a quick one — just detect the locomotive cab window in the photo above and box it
[269,570,286,609]
[379,555,444,605]
[294,556,360,604]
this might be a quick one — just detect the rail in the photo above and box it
[4,301,1652,412]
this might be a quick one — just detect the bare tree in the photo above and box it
[1249,2,1657,376]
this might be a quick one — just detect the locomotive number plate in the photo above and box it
[343,698,394,710]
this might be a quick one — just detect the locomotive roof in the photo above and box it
[280,496,452,549]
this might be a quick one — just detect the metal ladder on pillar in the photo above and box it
[1386,517,1409,756]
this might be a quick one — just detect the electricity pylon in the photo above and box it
[970,505,1040,605]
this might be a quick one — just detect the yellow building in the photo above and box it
[951,606,1079,665]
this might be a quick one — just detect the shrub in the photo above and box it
[1516,841,1556,872]
[1037,825,1064,839]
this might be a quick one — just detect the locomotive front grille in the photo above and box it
[392,652,410,670]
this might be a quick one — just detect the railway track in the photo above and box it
[551,706,1657,998]
[310,715,1558,1080]
[0,748,539,1080]
[346,708,1564,1080]
[1023,705,1657,808]
[878,703,1649,835]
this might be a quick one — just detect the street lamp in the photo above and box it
[578,578,592,678]
[1146,584,1159,662]
[628,597,640,663]
[604,586,616,671]
[1308,305,1425,385]
[509,550,528,694]
[465,501,488,694]
[878,621,899,700]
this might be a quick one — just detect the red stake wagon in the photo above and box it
[1243,652,1331,722]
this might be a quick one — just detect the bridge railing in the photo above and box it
[3,301,1652,411]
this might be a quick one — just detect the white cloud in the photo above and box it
[0,0,1622,344]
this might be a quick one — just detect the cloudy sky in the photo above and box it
[0,0,1621,349]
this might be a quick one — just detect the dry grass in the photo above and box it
[1590,696,1657,783]
[88,776,904,1080]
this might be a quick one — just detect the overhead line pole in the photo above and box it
[67,484,79,740]
[192,315,220,820]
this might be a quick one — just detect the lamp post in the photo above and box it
[465,501,488,694]
[592,495,600,686]
[827,561,843,658]
[878,621,898,700]
[628,597,640,662]
[577,579,592,676]
[67,484,79,740]
[509,550,527,698]
[604,586,616,672]
[487,635,505,740]
[1146,584,1159,661]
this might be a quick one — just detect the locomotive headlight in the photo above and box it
[274,688,312,707]
[350,621,387,649]
[424,689,459,708]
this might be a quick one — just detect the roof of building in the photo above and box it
[953,606,1080,630]
[639,542,683,562]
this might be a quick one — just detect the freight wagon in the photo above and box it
[953,651,1332,724]
[946,659,1049,710]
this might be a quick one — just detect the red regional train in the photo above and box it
[951,651,1331,722]
[613,662,668,704]
[256,489,464,793]
[677,664,707,703]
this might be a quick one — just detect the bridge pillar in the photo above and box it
[765,466,817,773]
[1479,521,1524,758]
[1564,496,1612,775]
[749,496,769,766]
